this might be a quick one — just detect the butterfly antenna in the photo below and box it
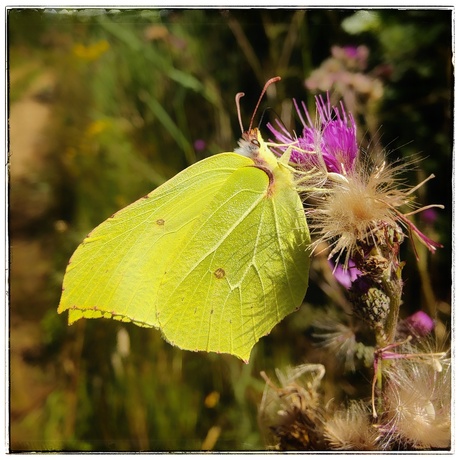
[248,76,281,131]
[235,92,245,134]
[258,106,284,130]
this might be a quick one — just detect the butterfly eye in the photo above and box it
[251,139,260,148]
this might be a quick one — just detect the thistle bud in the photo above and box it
[349,276,390,328]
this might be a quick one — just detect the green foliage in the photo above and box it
[8,8,452,452]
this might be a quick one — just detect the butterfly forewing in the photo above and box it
[59,153,254,327]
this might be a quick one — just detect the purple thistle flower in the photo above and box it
[267,93,359,175]
[342,45,361,59]
[421,208,438,225]
[268,94,444,262]
[193,139,206,151]
[399,311,435,338]
[332,45,370,70]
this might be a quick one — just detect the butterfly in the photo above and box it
[58,77,310,362]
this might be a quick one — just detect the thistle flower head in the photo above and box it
[324,401,381,450]
[398,311,435,339]
[332,45,369,70]
[312,317,374,371]
[268,93,359,174]
[269,95,444,268]
[259,364,326,450]
[380,344,451,449]
[309,155,443,268]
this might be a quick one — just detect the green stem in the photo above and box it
[381,273,403,346]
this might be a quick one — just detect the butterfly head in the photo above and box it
[234,128,262,158]
[234,77,281,161]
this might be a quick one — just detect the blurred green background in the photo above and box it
[8,8,452,452]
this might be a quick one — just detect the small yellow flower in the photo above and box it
[73,40,110,61]
[86,119,111,138]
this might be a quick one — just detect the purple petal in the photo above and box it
[330,261,361,289]
[268,94,359,174]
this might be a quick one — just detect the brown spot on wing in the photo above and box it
[214,268,226,279]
